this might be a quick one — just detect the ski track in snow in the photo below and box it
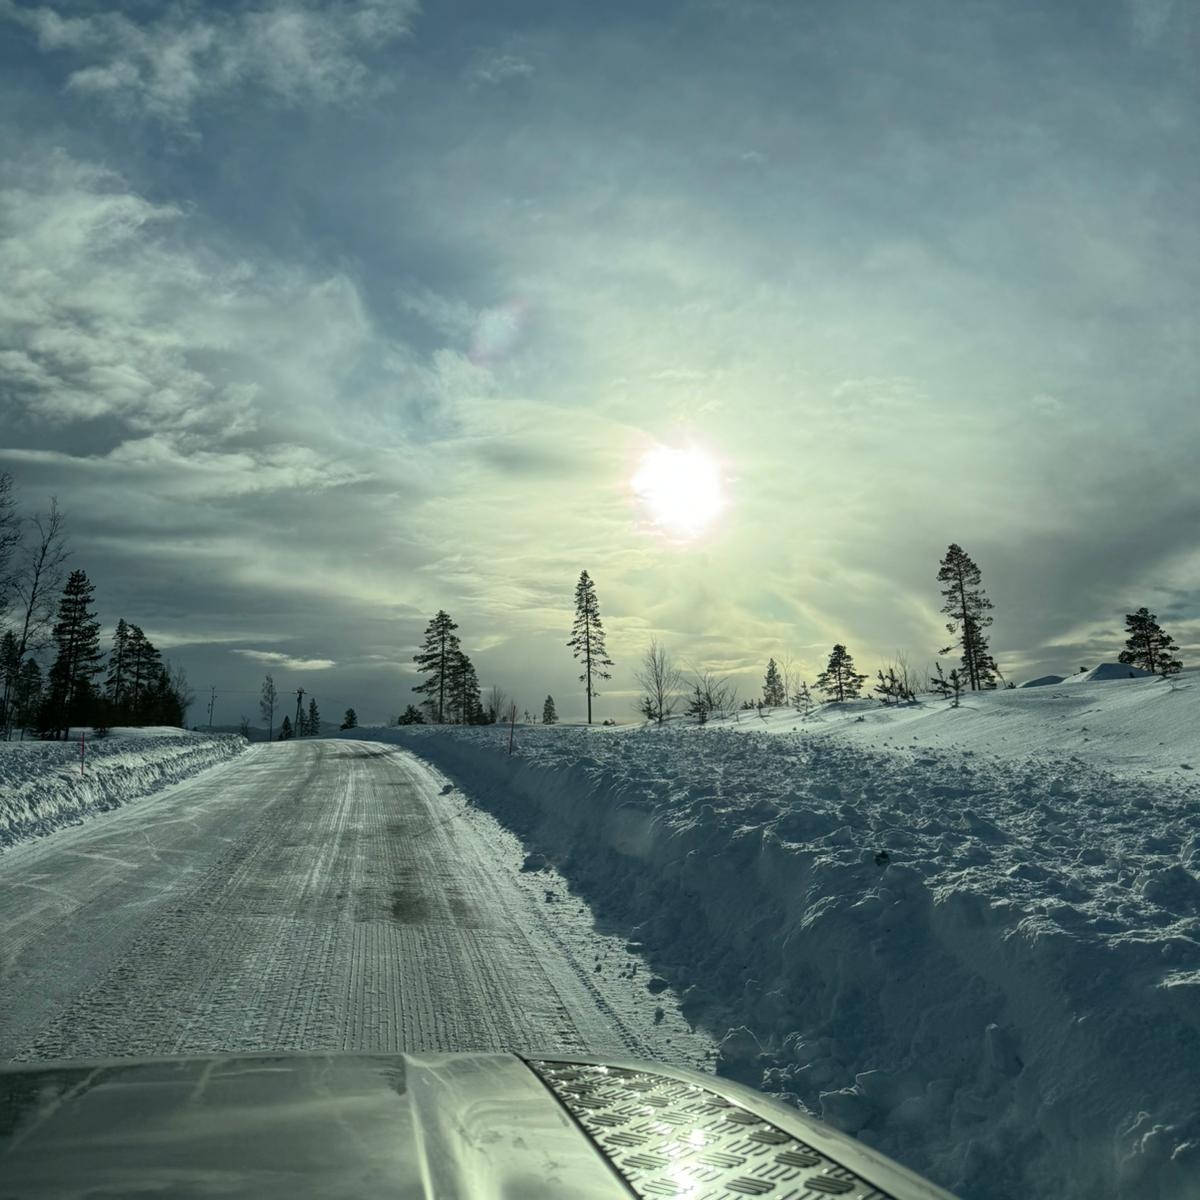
[0,741,714,1070]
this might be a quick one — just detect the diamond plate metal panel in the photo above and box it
[528,1061,897,1200]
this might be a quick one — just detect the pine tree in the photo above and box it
[14,658,42,738]
[929,661,964,706]
[105,618,131,715]
[0,631,18,732]
[397,704,425,725]
[446,650,481,724]
[542,695,558,725]
[685,684,710,724]
[937,544,998,691]
[307,697,321,737]
[142,666,184,726]
[793,680,814,719]
[1118,607,1183,676]
[259,673,277,742]
[815,644,867,702]
[278,714,293,740]
[413,610,460,723]
[873,666,916,706]
[567,570,613,724]
[340,707,358,730]
[122,625,162,721]
[762,658,785,707]
[46,568,103,738]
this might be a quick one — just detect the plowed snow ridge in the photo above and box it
[0,730,246,849]
[347,721,1200,1200]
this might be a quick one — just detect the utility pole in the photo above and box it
[208,686,216,730]
[294,688,305,737]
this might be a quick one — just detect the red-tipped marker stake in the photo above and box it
[508,703,517,755]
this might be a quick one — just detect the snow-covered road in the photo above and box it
[0,740,713,1067]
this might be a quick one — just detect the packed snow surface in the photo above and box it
[0,729,245,849]
[0,740,713,1072]
[347,673,1200,1200]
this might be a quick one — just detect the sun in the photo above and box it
[631,445,725,539]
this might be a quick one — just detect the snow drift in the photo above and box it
[344,693,1200,1200]
[0,730,246,850]
[1061,662,1155,683]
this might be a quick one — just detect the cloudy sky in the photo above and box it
[2,0,1197,725]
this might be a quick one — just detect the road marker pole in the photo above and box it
[508,703,516,755]
[80,729,85,776]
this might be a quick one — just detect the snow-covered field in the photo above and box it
[710,664,1197,785]
[344,669,1200,1200]
[0,728,246,849]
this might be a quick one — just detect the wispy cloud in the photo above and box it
[466,51,534,88]
[234,649,337,671]
[1,0,420,125]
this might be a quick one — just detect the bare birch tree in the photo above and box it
[634,638,683,725]
[3,499,68,738]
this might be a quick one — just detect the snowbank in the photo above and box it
[344,722,1200,1200]
[1061,662,1154,683]
[0,730,246,850]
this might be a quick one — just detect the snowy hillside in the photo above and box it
[709,665,1199,783]
[0,730,247,850]
[345,672,1200,1200]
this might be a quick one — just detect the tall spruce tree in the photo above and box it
[567,570,613,724]
[307,697,321,736]
[413,610,460,723]
[278,714,293,740]
[937,544,999,690]
[446,650,482,724]
[46,568,103,738]
[105,619,131,716]
[1118,607,1183,676]
[815,644,867,702]
[123,625,162,719]
[762,658,785,706]
[542,695,558,725]
[340,707,358,730]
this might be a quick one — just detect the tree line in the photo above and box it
[407,548,1186,730]
[404,571,614,727]
[634,542,1186,725]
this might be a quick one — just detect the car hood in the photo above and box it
[0,1052,958,1199]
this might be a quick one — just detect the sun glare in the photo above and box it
[632,446,725,539]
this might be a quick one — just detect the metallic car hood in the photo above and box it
[0,1052,626,1200]
[0,1052,959,1199]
